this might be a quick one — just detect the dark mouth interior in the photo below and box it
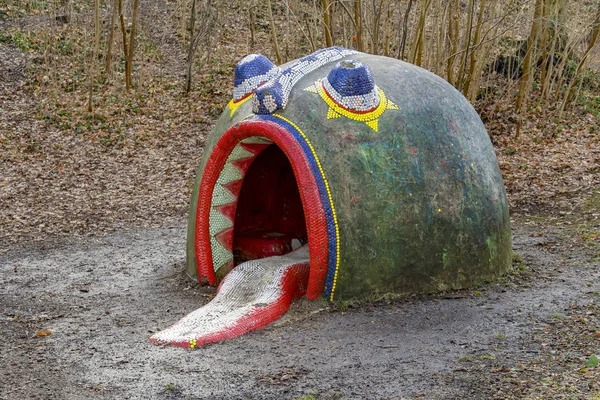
[233,144,308,265]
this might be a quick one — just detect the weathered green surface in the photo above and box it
[187,52,511,300]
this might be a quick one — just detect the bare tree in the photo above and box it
[446,0,459,84]
[323,0,333,47]
[355,0,365,52]
[105,0,118,75]
[185,0,219,93]
[516,0,544,136]
[371,0,385,55]
[410,0,432,65]
[457,0,475,91]
[266,0,282,64]
[88,0,101,112]
[126,0,140,90]
[248,5,256,52]
[117,0,129,89]
[463,0,489,96]
[560,5,600,114]
[398,0,413,59]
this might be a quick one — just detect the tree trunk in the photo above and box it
[305,17,316,51]
[354,0,364,51]
[118,0,129,90]
[432,0,443,73]
[410,0,431,66]
[371,0,384,55]
[539,0,549,91]
[105,0,118,75]
[322,0,333,47]
[515,0,544,136]
[266,0,282,63]
[88,0,101,112]
[398,0,413,59]
[125,0,139,91]
[384,2,391,57]
[560,6,600,114]
[457,0,475,92]
[463,0,488,96]
[190,0,197,47]
[285,0,290,60]
[541,21,559,102]
[185,0,198,93]
[446,0,459,85]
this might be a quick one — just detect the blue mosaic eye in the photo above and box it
[233,54,279,102]
[305,57,397,131]
[327,60,375,96]
[322,60,381,113]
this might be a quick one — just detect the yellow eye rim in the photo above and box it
[227,94,252,117]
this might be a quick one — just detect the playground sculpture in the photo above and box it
[151,47,511,348]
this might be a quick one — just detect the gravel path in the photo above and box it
[1,220,599,399]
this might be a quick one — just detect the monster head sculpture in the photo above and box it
[151,47,511,348]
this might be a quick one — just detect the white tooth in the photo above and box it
[209,208,233,236]
[228,144,254,161]
[216,162,242,185]
[211,183,236,206]
[210,236,233,272]
[242,136,272,145]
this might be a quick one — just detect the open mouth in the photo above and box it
[233,143,308,266]
[151,117,338,347]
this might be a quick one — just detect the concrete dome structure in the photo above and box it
[152,48,511,347]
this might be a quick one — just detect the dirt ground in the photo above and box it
[1,214,599,400]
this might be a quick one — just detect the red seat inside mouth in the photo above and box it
[234,230,299,261]
[233,144,308,266]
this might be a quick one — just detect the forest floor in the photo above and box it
[1,1,600,399]
[0,214,600,400]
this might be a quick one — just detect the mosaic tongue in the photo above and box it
[150,246,310,348]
